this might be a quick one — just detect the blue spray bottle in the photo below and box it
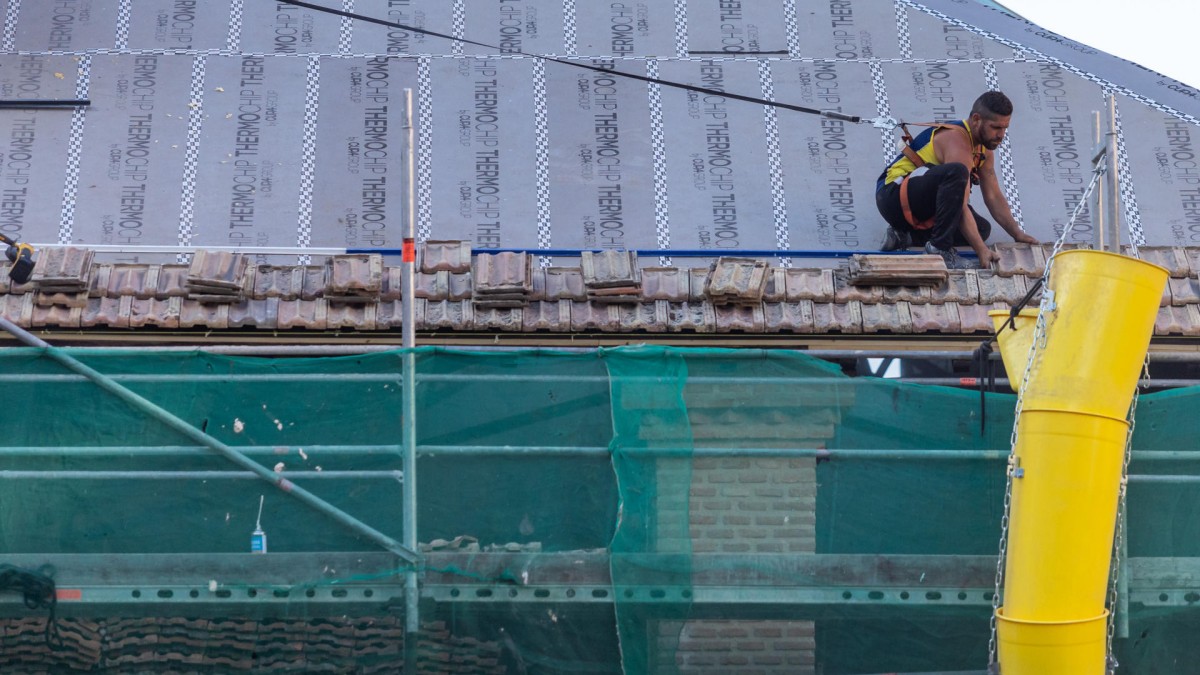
[251,495,268,554]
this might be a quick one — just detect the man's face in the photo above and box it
[973,113,1011,150]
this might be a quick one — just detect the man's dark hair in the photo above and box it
[971,91,1013,119]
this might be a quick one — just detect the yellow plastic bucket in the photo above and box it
[1003,409,1128,619]
[996,609,1108,675]
[1021,250,1166,419]
[988,308,1039,392]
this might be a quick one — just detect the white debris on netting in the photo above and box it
[233,418,244,433]
[260,404,285,431]
[417,538,546,554]
[273,462,285,473]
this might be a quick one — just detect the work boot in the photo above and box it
[924,241,973,270]
[880,226,911,252]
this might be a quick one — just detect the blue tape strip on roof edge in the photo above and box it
[347,248,979,259]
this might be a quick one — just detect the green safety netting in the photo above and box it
[0,345,1198,673]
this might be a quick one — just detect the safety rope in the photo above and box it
[974,273,1047,434]
[272,0,1017,191]
[275,0,863,123]
[986,160,1106,671]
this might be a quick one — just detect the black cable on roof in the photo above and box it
[274,0,862,123]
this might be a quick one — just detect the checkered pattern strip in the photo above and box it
[58,55,91,245]
[894,0,913,60]
[2,0,20,52]
[296,57,321,265]
[533,58,553,266]
[983,59,999,91]
[417,56,434,241]
[673,0,689,58]
[759,60,791,267]
[985,60,1024,226]
[562,0,578,56]
[115,0,132,50]
[177,54,208,261]
[227,0,244,52]
[647,59,671,266]
[1111,95,1146,247]
[869,60,896,164]
[451,0,466,56]
[783,0,801,58]
[904,0,1199,127]
[339,1,355,55]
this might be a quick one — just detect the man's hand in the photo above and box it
[1013,230,1039,245]
[976,247,1000,269]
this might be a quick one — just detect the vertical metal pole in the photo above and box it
[399,87,420,673]
[1091,110,1106,250]
[1103,94,1121,253]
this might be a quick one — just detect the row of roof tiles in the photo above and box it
[0,293,1021,333]
[0,617,501,674]
[9,257,1041,304]
[15,260,1200,306]
[8,294,1200,335]
[4,243,1200,336]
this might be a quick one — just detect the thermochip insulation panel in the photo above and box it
[0,0,1198,264]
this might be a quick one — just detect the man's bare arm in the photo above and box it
[979,155,1037,244]
[958,184,998,267]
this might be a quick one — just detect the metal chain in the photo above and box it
[1104,153,1153,673]
[987,164,1106,669]
[1105,354,1147,673]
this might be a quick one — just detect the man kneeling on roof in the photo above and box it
[875,90,1038,270]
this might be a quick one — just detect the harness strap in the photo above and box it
[899,176,935,230]
[899,121,987,184]
[895,120,989,229]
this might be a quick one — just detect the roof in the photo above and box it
[3,243,1197,338]
[0,0,1197,266]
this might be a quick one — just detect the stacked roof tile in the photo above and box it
[2,242,1197,336]
[0,617,505,673]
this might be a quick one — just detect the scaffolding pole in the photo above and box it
[1091,95,1122,252]
[0,470,402,480]
[18,344,1200,363]
[3,445,1200,462]
[1104,94,1122,252]
[399,87,421,674]
[9,371,1200,390]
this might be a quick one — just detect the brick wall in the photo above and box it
[665,620,817,674]
[664,455,819,673]
[647,380,827,672]
[687,456,817,554]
